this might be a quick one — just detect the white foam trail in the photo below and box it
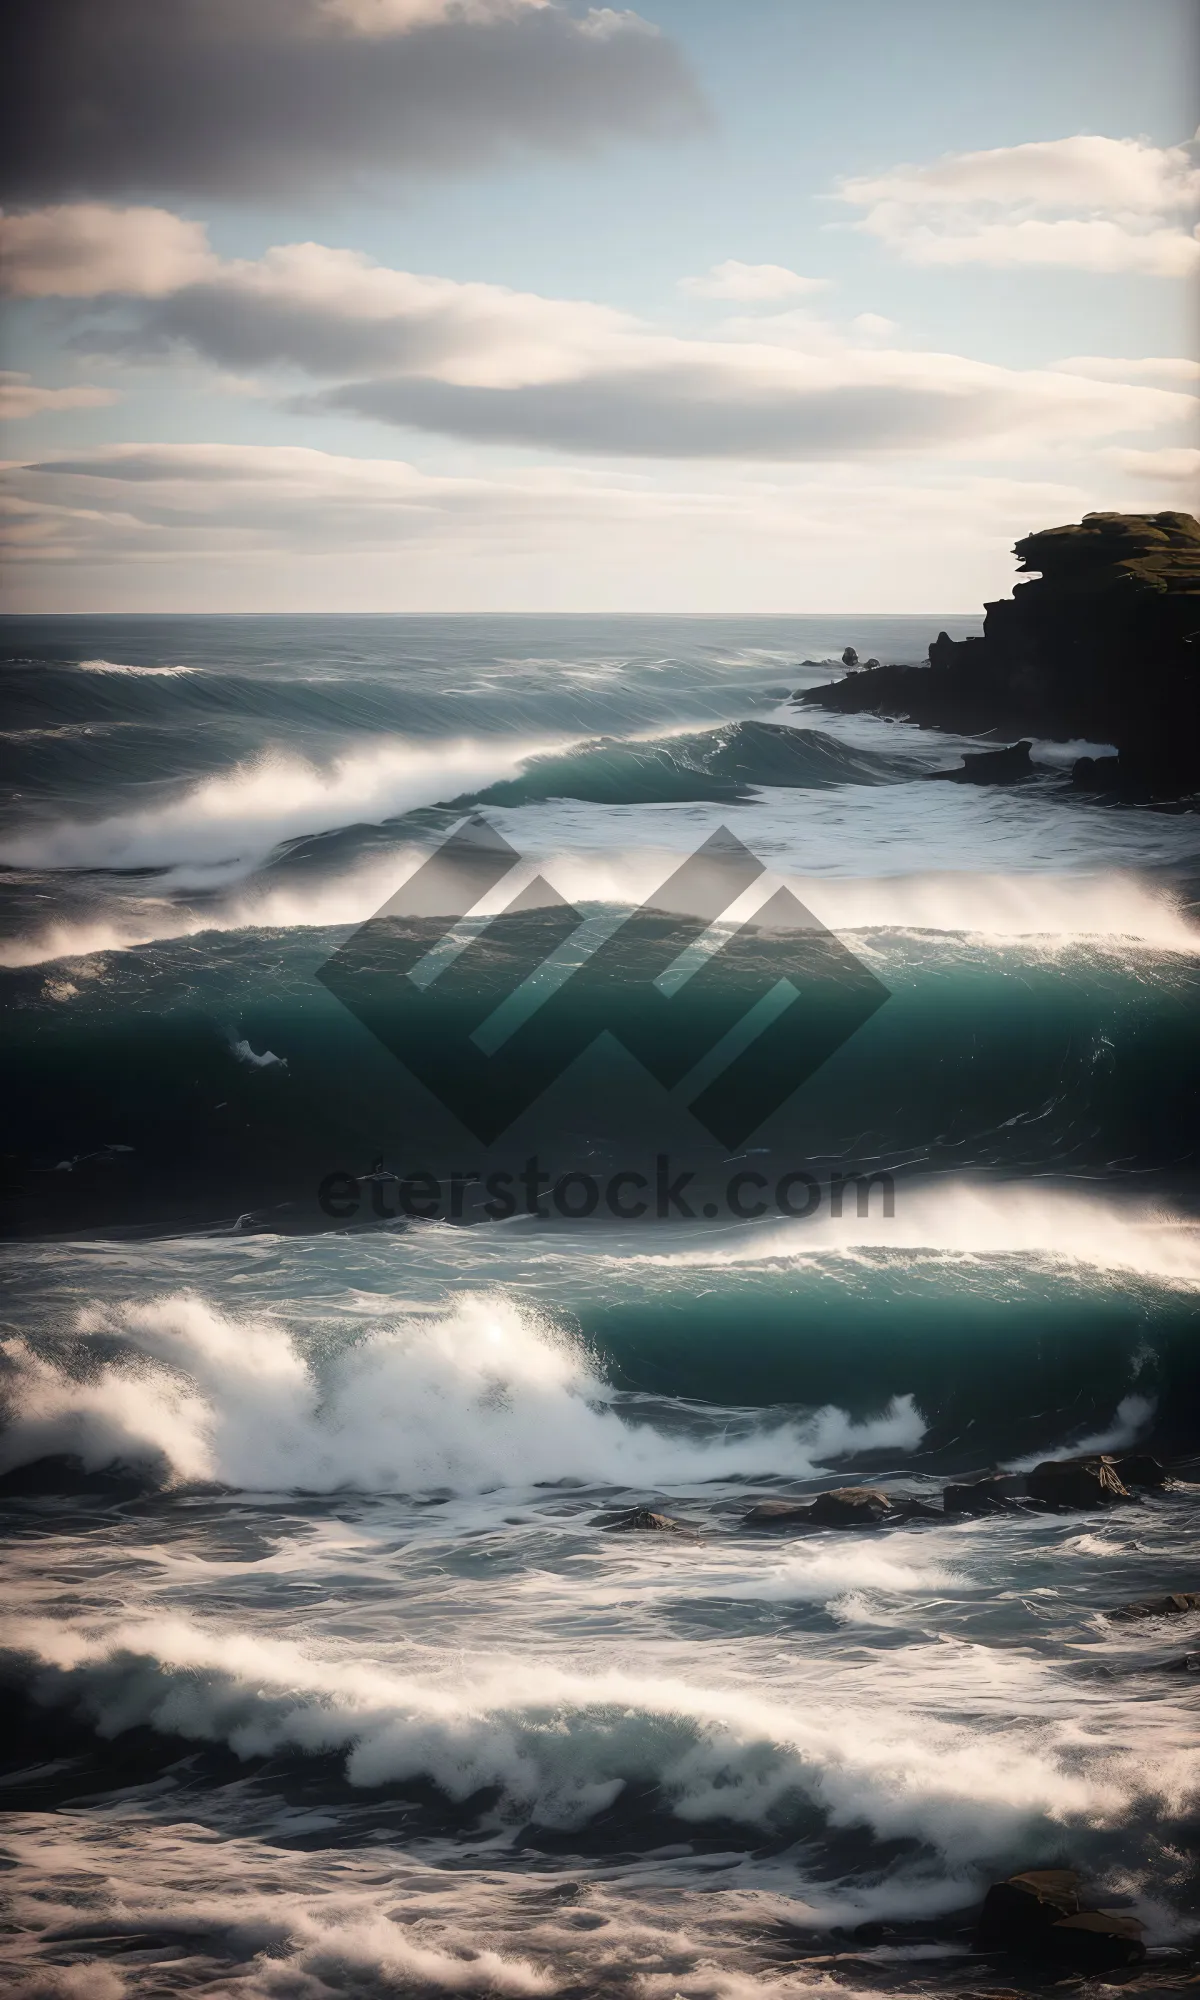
[722,1541,964,1607]
[0,1295,924,1493]
[625,1182,1200,1290]
[797,870,1200,951]
[1003,1393,1157,1473]
[0,736,564,874]
[5,1611,1169,1855]
[4,855,1196,969]
[229,1036,287,1071]
[76,658,197,676]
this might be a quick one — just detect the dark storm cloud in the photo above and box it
[0,0,703,203]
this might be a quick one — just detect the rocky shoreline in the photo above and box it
[796,511,1200,798]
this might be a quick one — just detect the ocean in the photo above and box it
[1,613,1198,1998]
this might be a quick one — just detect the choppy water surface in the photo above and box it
[1,615,1198,1997]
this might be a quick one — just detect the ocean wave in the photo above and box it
[0,737,564,875]
[0,1292,924,1493]
[5,1609,1179,1855]
[624,1182,1200,1290]
[458,722,915,809]
[2,857,1194,968]
[76,659,198,677]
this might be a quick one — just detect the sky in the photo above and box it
[1,0,1197,613]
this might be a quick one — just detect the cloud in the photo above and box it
[1102,445,1200,490]
[0,0,701,203]
[0,204,217,297]
[839,133,1200,275]
[0,439,1097,613]
[680,260,830,301]
[318,359,1189,459]
[42,228,1191,461]
[842,135,1200,214]
[0,372,118,419]
[73,237,637,386]
[1058,355,1200,385]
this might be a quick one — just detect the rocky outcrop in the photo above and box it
[808,1486,893,1527]
[1110,1590,1200,1620]
[975,1870,1145,1973]
[1026,1455,1130,1509]
[1045,1911,1146,1972]
[798,511,1200,795]
[927,740,1034,784]
[1113,1453,1169,1490]
[975,1869,1081,1950]
[594,1506,701,1537]
[943,1472,1026,1516]
[743,1486,913,1530]
[742,1497,816,1529]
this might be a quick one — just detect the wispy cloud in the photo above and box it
[16,213,1190,462]
[679,260,830,301]
[0,440,1097,612]
[0,371,118,420]
[838,133,1200,275]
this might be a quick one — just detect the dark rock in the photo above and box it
[1026,1455,1130,1509]
[1045,1910,1146,1972]
[928,740,1034,784]
[1114,1453,1169,1490]
[943,1473,1026,1516]
[863,657,880,670]
[594,1506,700,1538]
[1071,752,1123,789]
[809,1486,892,1527]
[841,646,859,667]
[742,1497,816,1530]
[798,511,1200,797]
[0,1453,158,1500]
[975,1869,1082,1951]
[1163,1651,1200,1672]
[1110,1591,1200,1621]
[889,1496,943,1521]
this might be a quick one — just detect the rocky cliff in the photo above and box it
[799,510,1200,794]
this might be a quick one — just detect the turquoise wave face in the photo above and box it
[4,926,1197,1232]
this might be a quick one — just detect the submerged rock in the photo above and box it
[594,1506,701,1538]
[927,740,1034,784]
[888,1495,943,1521]
[0,1453,160,1500]
[1113,1453,1170,1490]
[943,1473,1026,1516]
[1110,1590,1200,1620]
[975,1869,1082,1951]
[808,1486,892,1527]
[743,1487,929,1530]
[1045,1910,1146,1972]
[742,1497,816,1530]
[1026,1455,1130,1509]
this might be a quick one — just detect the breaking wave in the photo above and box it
[0,1292,925,1494]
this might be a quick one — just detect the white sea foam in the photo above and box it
[625,1181,1200,1291]
[6,1609,1183,1855]
[75,658,198,676]
[0,1293,925,1493]
[722,1540,963,1608]
[0,1814,979,1999]
[1002,1392,1158,1472]
[4,853,1196,968]
[0,736,564,875]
